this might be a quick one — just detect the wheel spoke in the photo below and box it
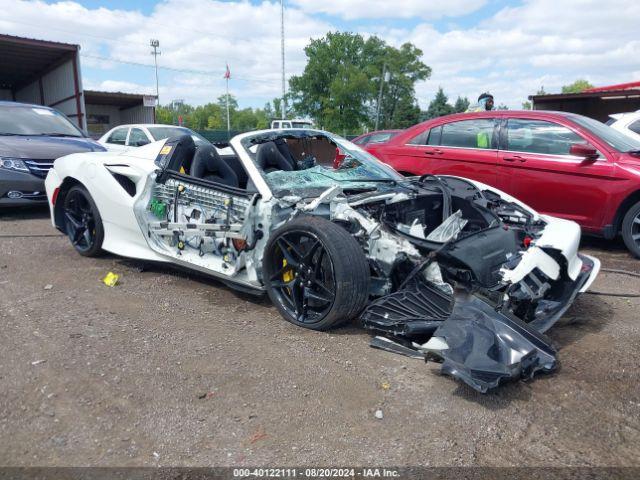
[82,228,92,246]
[305,284,333,304]
[64,211,83,231]
[632,233,640,241]
[269,264,291,281]
[310,280,334,302]
[313,248,325,277]
[634,217,640,225]
[271,278,296,289]
[276,238,301,267]
[291,280,305,319]
[303,240,322,263]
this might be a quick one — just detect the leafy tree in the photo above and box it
[522,100,532,110]
[453,96,470,113]
[561,79,594,94]
[289,31,430,133]
[155,106,173,124]
[375,42,431,129]
[536,87,547,95]
[496,104,509,110]
[153,96,274,133]
[217,94,239,110]
[423,87,454,119]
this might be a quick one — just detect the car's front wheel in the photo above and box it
[622,200,640,258]
[62,185,104,257]
[262,216,370,330]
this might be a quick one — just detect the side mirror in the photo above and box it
[136,139,150,147]
[570,143,599,161]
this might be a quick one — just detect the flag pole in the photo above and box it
[225,65,230,139]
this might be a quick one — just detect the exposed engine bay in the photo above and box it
[128,130,599,392]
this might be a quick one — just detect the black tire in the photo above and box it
[621,201,640,258]
[263,215,370,330]
[62,185,104,257]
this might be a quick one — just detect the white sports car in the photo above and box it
[45,129,600,392]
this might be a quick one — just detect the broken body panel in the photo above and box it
[45,129,600,393]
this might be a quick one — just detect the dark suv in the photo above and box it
[0,101,105,206]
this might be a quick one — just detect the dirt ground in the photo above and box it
[1,207,639,467]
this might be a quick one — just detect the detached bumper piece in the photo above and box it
[362,280,558,393]
[361,277,451,338]
[423,294,557,393]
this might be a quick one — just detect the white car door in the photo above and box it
[621,117,640,142]
[134,137,262,287]
[100,127,130,152]
[127,127,152,148]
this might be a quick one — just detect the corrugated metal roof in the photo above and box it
[529,89,640,102]
[0,33,78,90]
[84,90,156,108]
[584,81,640,93]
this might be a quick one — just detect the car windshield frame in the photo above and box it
[147,126,209,145]
[235,129,403,197]
[569,114,640,153]
[0,105,85,137]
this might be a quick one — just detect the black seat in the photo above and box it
[190,144,239,187]
[274,138,296,166]
[221,154,249,189]
[255,141,295,173]
[160,134,196,172]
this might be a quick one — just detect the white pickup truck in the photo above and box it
[270,119,314,129]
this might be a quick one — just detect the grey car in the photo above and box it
[0,101,105,207]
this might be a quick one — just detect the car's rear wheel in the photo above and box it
[622,201,640,258]
[263,216,370,330]
[63,185,104,257]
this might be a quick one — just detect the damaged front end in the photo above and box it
[348,176,600,392]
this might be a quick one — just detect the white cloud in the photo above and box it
[290,0,486,20]
[1,0,638,111]
[0,0,332,106]
[82,80,155,95]
[384,0,640,108]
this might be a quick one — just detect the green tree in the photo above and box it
[374,42,431,129]
[155,106,173,124]
[561,79,594,94]
[289,31,430,133]
[522,100,532,110]
[423,87,454,119]
[453,96,470,113]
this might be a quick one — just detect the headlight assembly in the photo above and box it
[0,157,29,173]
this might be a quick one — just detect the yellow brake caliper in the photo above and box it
[282,258,294,283]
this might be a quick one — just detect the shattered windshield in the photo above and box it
[240,130,403,195]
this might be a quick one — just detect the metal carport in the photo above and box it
[84,90,156,138]
[0,33,86,130]
[529,81,640,122]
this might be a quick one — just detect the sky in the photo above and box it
[1,0,639,110]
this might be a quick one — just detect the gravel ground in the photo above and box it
[1,207,639,467]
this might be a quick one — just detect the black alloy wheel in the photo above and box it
[63,185,104,257]
[263,216,370,330]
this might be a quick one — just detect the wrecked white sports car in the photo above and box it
[45,129,600,392]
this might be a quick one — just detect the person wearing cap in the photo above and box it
[466,93,495,112]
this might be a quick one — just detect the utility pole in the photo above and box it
[280,0,286,119]
[375,64,390,131]
[224,64,231,138]
[150,39,161,106]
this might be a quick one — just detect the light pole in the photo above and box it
[375,65,390,131]
[280,0,286,119]
[150,39,161,106]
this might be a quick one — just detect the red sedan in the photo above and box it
[364,111,640,256]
